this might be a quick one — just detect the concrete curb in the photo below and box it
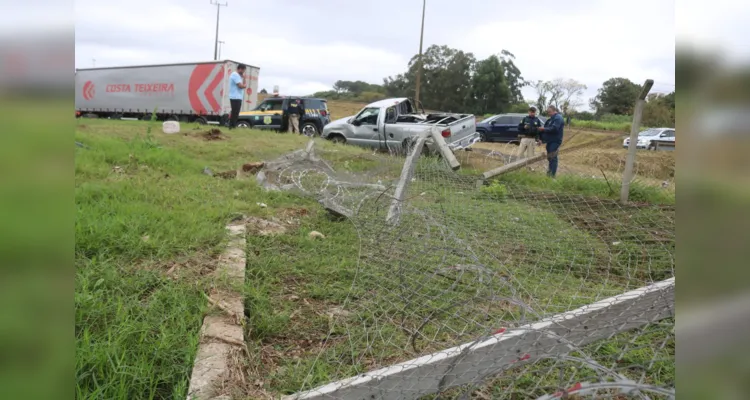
[186,224,247,400]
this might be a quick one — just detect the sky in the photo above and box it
[72,0,685,110]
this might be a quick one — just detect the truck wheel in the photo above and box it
[194,117,208,125]
[301,122,318,137]
[478,131,487,142]
[165,115,179,122]
[330,135,346,144]
[236,121,251,128]
[83,113,98,119]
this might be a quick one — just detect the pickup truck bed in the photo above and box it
[321,98,479,153]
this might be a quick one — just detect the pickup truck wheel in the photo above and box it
[648,141,656,151]
[478,131,487,142]
[301,122,318,137]
[236,121,251,129]
[330,135,346,144]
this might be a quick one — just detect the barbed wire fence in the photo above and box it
[254,136,675,399]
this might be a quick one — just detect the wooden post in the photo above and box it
[429,126,461,170]
[414,0,426,106]
[620,79,654,204]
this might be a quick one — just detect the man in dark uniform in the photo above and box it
[286,97,303,134]
[517,106,543,159]
[537,105,565,178]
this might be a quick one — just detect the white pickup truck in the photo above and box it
[321,98,480,154]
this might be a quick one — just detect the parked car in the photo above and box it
[623,128,675,149]
[321,98,479,154]
[476,113,548,143]
[236,96,330,136]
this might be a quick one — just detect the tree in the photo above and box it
[260,88,268,94]
[466,55,511,115]
[590,77,641,115]
[642,91,675,127]
[531,78,587,114]
[384,44,476,112]
[498,50,526,104]
[557,79,587,114]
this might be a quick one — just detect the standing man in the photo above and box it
[228,64,247,129]
[517,106,543,159]
[286,97,303,134]
[537,105,565,178]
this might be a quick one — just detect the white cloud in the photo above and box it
[450,0,675,107]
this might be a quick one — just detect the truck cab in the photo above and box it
[236,96,330,136]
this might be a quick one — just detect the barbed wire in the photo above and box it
[252,140,674,400]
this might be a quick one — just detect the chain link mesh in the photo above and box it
[253,139,675,400]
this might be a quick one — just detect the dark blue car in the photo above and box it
[476,113,548,143]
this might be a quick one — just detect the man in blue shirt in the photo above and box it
[537,105,564,178]
[228,64,247,129]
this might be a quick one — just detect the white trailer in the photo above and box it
[75,60,260,124]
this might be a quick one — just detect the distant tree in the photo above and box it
[498,50,527,104]
[590,77,641,115]
[467,55,511,115]
[531,78,586,114]
[260,88,268,94]
[556,79,587,114]
[643,90,675,127]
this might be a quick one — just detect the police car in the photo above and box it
[235,96,330,136]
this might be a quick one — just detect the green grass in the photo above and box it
[74,119,368,399]
[495,169,675,205]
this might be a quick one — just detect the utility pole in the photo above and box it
[414,0,426,108]
[210,0,228,60]
[620,79,654,204]
[218,41,225,59]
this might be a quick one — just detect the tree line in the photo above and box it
[305,44,675,127]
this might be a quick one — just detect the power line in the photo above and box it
[210,0,228,60]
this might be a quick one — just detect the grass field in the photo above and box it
[75,118,674,399]
[74,119,368,399]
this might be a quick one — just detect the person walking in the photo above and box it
[517,106,543,159]
[228,64,247,129]
[537,105,565,178]
[286,97,303,134]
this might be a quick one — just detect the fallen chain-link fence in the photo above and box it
[253,138,675,399]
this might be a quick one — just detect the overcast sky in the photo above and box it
[72,0,686,110]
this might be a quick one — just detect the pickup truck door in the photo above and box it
[380,105,397,149]
[348,106,381,148]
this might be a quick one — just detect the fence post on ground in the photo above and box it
[620,79,654,204]
[386,133,428,225]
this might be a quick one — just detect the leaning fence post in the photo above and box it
[386,133,428,225]
[429,126,461,171]
[620,79,654,204]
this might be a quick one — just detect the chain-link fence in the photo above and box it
[252,138,674,399]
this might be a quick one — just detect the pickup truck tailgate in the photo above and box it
[442,114,479,150]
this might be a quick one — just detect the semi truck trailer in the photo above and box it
[74,60,260,125]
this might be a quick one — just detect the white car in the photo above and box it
[623,128,675,149]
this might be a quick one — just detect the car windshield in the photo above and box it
[638,129,661,137]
